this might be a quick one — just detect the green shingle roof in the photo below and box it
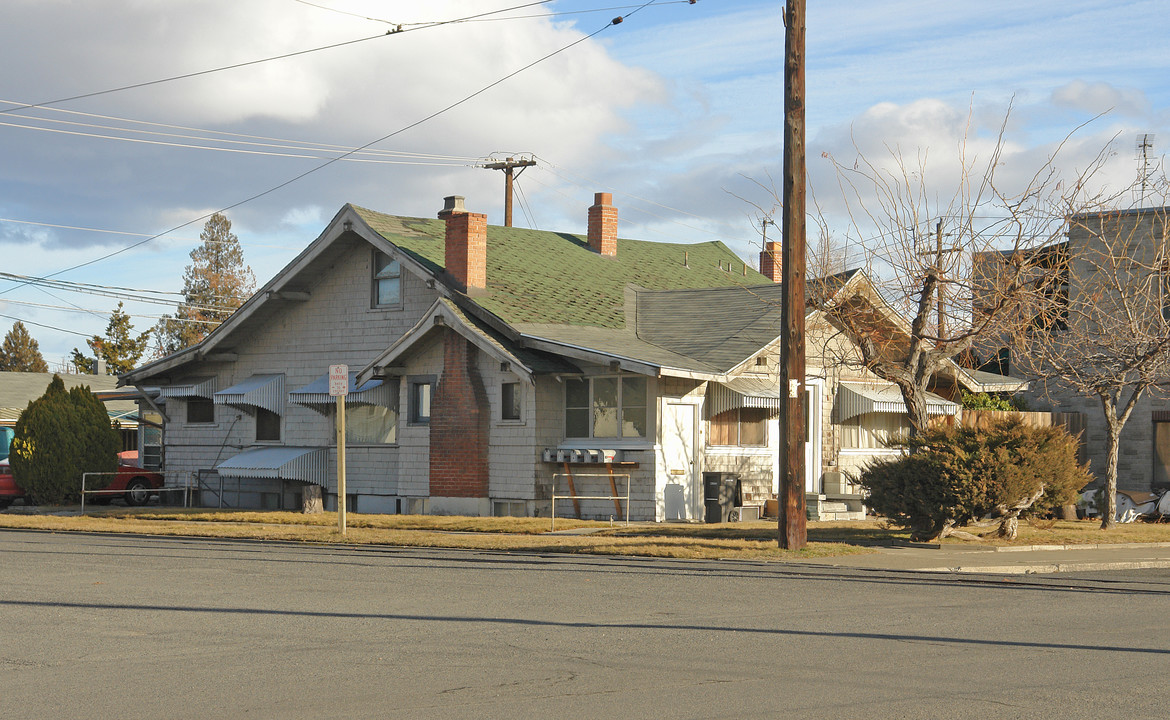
[353,205,774,330]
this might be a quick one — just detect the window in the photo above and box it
[501,382,521,421]
[709,408,768,447]
[409,378,433,424]
[256,407,281,441]
[372,251,401,307]
[344,404,397,444]
[564,376,647,439]
[840,413,911,450]
[186,398,215,424]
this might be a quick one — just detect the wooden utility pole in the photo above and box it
[780,0,807,550]
[483,156,535,227]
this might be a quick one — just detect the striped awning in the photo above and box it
[834,383,959,423]
[214,374,284,414]
[216,446,330,487]
[158,376,216,400]
[708,377,781,417]
[289,372,395,411]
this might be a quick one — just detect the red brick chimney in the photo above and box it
[588,192,617,257]
[759,241,781,282]
[439,195,486,290]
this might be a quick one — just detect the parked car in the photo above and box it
[0,458,165,509]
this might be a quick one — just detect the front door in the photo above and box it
[658,401,699,521]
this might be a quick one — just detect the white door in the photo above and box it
[657,401,699,521]
[805,380,822,493]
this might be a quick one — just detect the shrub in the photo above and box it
[10,376,119,504]
[858,417,1090,541]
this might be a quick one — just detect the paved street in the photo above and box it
[2,529,1169,719]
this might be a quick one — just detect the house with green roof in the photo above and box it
[120,192,1018,521]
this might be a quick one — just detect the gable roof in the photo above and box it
[0,371,136,425]
[352,205,775,330]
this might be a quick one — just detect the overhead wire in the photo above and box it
[297,0,695,26]
[0,100,481,162]
[2,1,620,117]
[16,7,647,286]
[0,313,92,339]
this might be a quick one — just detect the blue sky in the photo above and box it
[1,0,1167,365]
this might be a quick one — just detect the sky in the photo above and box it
[1,0,1168,367]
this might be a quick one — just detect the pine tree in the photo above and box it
[71,302,151,375]
[154,212,255,356]
[0,321,49,372]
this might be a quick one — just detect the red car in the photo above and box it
[0,459,164,509]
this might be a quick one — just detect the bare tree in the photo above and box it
[813,118,1104,436]
[1005,196,1170,529]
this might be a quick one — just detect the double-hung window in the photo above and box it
[564,376,647,439]
[373,251,401,307]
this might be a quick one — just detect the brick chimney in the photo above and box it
[439,195,486,290]
[759,241,781,282]
[588,192,617,257]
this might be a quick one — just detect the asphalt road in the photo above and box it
[2,529,1169,719]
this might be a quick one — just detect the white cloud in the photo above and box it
[1052,81,1150,117]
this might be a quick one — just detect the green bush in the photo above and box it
[959,390,1027,412]
[10,376,120,504]
[858,417,1090,541]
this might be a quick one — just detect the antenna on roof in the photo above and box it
[1137,133,1155,205]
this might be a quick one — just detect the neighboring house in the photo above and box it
[0,371,142,453]
[120,193,1016,521]
[976,205,1170,493]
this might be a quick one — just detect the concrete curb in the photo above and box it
[918,559,1170,574]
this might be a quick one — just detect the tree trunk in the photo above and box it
[302,484,323,514]
[1100,423,1121,530]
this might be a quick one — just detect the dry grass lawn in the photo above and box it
[1,508,1167,560]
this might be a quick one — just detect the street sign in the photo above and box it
[329,364,349,396]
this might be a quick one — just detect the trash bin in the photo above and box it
[703,472,739,523]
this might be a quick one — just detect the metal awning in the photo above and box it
[289,372,395,412]
[216,446,329,487]
[214,374,284,414]
[707,377,781,416]
[834,383,959,423]
[157,376,216,401]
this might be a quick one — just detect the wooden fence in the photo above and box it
[957,410,1088,467]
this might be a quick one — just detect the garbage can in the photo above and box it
[703,472,739,523]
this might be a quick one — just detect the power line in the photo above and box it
[3,1,649,117]
[0,100,482,163]
[0,32,394,116]
[0,272,243,311]
[0,217,299,251]
[297,0,694,26]
[0,114,478,166]
[0,313,93,339]
[22,7,647,286]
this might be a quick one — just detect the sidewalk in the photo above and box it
[794,541,1170,574]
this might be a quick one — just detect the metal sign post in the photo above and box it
[329,364,349,535]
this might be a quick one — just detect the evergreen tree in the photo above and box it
[71,302,150,375]
[0,321,49,372]
[154,212,255,356]
[9,376,119,504]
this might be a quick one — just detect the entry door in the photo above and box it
[658,401,699,521]
[805,381,822,493]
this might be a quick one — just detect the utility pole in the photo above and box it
[483,156,535,227]
[779,0,807,550]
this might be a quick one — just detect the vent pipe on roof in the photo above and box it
[439,195,486,291]
[588,192,617,257]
